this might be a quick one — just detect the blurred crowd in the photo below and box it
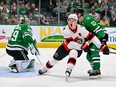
[0,0,116,26]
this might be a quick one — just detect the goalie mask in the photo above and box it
[19,16,30,25]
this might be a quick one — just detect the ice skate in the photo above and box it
[9,64,19,73]
[9,60,21,73]
[38,67,48,75]
[87,69,101,79]
[65,68,72,81]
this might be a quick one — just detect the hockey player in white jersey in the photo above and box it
[38,14,109,79]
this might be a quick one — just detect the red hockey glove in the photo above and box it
[100,44,109,55]
[81,42,91,52]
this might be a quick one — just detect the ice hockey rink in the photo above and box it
[0,48,116,87]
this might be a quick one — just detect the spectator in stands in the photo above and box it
[5,0,10,5]
[10,0,17,5]
[60,0,69,8]
[7,15,17,24]
[71,0,82,8]
[99,1,106,13]
[0,1,9,13]
[89,8,100,21]
[10,6,17,17]
[0,1,5,13]
[100,15,110,26]
[1,6,9,20]
[30,3,36,14]
[11,2,17,10]
[90,2,100,13]
[33,8,49,25]
[25,4,31,15]
[108,0,116,10]
[110,7,116,26]
[28,12,35,21]
[67,3,72,12]
[33,8,43,18]
[52,1,59,16]
[28,12,38,25]
[19,3,27,15]
[0,14,7,24]
[89,0,98,8]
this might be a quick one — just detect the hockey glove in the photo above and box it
[30,40,40,55]
[100,33,108,44]
[100,44,109,55]
[81,42,91,52]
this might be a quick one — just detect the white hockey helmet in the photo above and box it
[19,15,30,25]
[68,14,78,21]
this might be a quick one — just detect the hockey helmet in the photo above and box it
[19,15,30,25]
[68,14,78,21]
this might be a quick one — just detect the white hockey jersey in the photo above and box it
[62,24,102,51]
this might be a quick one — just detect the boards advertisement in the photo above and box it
[0,25,116,48]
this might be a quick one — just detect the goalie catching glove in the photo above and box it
[30,39,40,55]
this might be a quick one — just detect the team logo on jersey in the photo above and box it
[87,17,90,20]
[77,38,82,44]
[79,33,82,36]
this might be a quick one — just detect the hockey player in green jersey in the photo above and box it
[6,16,40,73]
[76,8,109,78]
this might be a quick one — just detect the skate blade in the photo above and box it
[65,73,70,82]
[10,68,19,73]
[90,75,102,79]
[9,66,19,73]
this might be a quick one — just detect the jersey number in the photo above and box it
[11,30,19,41]
[90,21,96,26]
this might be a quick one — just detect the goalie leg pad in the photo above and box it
[9,59,35,73]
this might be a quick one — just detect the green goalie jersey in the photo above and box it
[80,14,105,39]
[7,24,34,51]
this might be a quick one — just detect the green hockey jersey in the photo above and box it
[79,14,105,39]
[7,24,34,51]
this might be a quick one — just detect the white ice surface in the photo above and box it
[0,48,116,87]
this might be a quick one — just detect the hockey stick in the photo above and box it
[35,54,44,68]
[108,46,116,50]
[91,49,116,54]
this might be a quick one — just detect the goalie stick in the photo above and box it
[35,54,44,68]
[33,39,44,68]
